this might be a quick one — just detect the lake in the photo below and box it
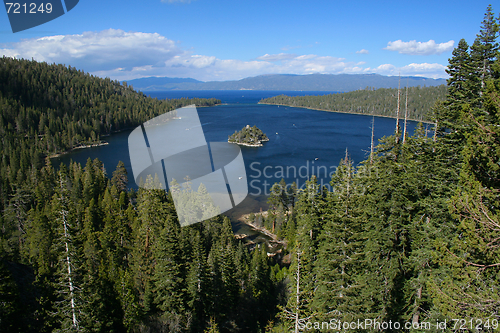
[53,90,426,228]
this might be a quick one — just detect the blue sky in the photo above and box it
[0,0,495,81]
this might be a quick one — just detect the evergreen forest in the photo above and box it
[1,5,500,333]
[259,85,447,122]
[228,125,269,146]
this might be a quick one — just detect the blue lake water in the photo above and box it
[53,90,427,222]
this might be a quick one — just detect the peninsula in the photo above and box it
[259,85,447,123]
[228,125,269,147]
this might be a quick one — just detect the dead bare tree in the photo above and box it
[403,80,409,144]
[370,107,375,165]
[395,74,401,143]
[56,175,78,330]
[281,248,313,332]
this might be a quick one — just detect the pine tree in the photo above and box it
[248,246,273,330]
[234,240,249,294]
[2,182,32,261]
[206,240,225,322]
[153,216,185,314]
[470,5,499,93]
[313,155,364,322]
[100,188,131,274]
[204,317,221,333]
[397,126,458,325]
[280,177,323,330]
[219,218,239,312]
[355,137,416,322]
[0,259,24,332]
[78,267,125,333]
[111,161,128,193]
[443,39,479,123]
[185,228,209,331]
[116,269,141,332]
[430,72,500,320]
[152,215,188,332]
[51,168,81,331]
[130,175,168,314]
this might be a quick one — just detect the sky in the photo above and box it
[0,0,496,82]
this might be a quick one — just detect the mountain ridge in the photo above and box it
[123,73,447,92]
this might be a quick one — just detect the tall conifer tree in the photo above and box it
[313,155,364,322]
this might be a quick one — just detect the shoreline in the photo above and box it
[48,141,109,158]
[228,137,269,147]
[237,211,286,246]
[228,141,263,147]
[197,103,223,108]
[48,102,219,159]
[258,102,435,124]
[228,138,269,147]
[47,102,220,159]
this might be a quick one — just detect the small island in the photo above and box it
[228,125,269,147]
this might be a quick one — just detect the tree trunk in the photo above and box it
[395,75,401,143]
[294,250,301,333]
[412,286,423,324]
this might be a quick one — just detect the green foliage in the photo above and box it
[470,4,499,93]
[430,53,500,320]
[313,155,364,322]
[228,125,269,146]
[269,5,500,330]
[0,260,29,332]
[3,5,500,331]
[0,57,220,156]
[265,179,296,237]
[204,317,220,333]
[260,85,447,122]
[170,180,222,226]
[0,58,285,332]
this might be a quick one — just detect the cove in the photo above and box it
[53,90,427,223]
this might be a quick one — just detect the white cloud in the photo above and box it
[385,39,454,55]
[256,53,297,61]
[356,49,369,54]
[0,29,449,81]
[374,64,396,72]
[1,29,183,72]
[367,62,448,79]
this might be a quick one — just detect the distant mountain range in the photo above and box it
[123,73,447,92]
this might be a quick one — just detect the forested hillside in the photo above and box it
[260,84,447,122]
[0,57,219,156]
[1,5,500,333]
[1,58,286,333]
[258,5,500,332]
